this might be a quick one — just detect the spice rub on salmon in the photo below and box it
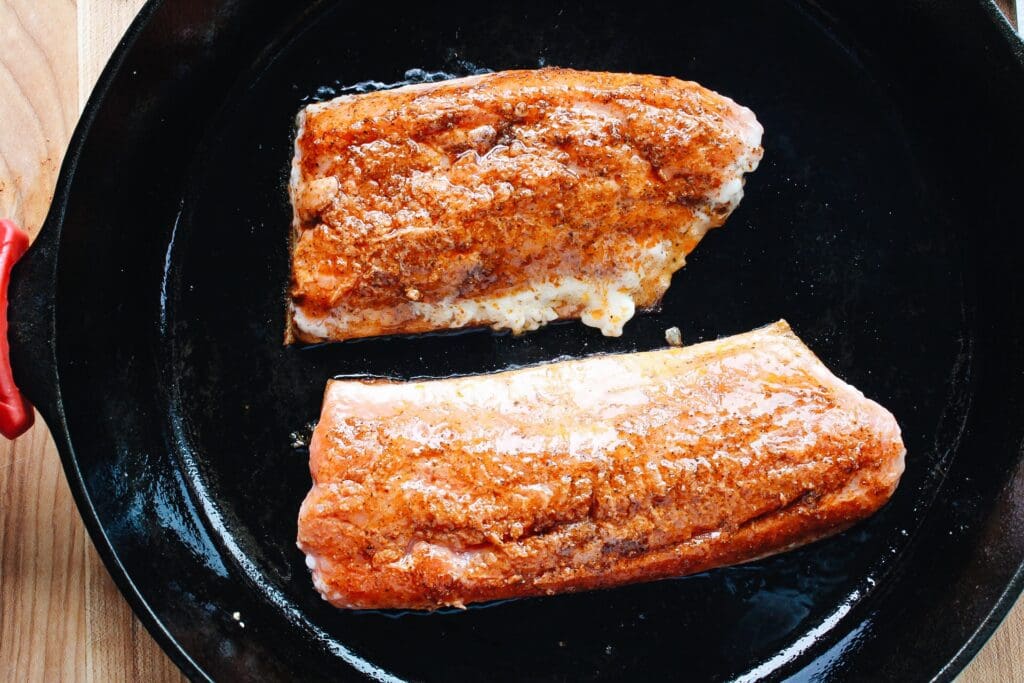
[297,321,905,610]
[287,68,763,343]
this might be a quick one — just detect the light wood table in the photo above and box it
[0,2,1021,680]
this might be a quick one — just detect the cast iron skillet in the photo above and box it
[4,0,1024,680]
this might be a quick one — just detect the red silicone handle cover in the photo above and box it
[0,219,34,438]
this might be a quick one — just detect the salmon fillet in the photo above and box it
[288,68,763,343]
[297,321,905,610]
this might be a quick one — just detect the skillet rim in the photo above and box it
[11,1,1024,680]
[13,1,213,678]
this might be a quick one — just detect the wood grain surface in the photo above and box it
[0,1,1020,681]
[1,1,184,680]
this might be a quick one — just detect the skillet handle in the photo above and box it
[0,219,35,438]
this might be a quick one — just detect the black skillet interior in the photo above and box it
[10,1,1024,680]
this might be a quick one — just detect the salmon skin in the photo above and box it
[287,68,763,343]
[297,321,905,610]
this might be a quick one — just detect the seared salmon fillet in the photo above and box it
[288,68,763,343]
[297,321,905,610]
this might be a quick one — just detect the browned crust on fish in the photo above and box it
[297,321,905,609]
[287,68,762,343]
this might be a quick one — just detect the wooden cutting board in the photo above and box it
[0,1,1020,680]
